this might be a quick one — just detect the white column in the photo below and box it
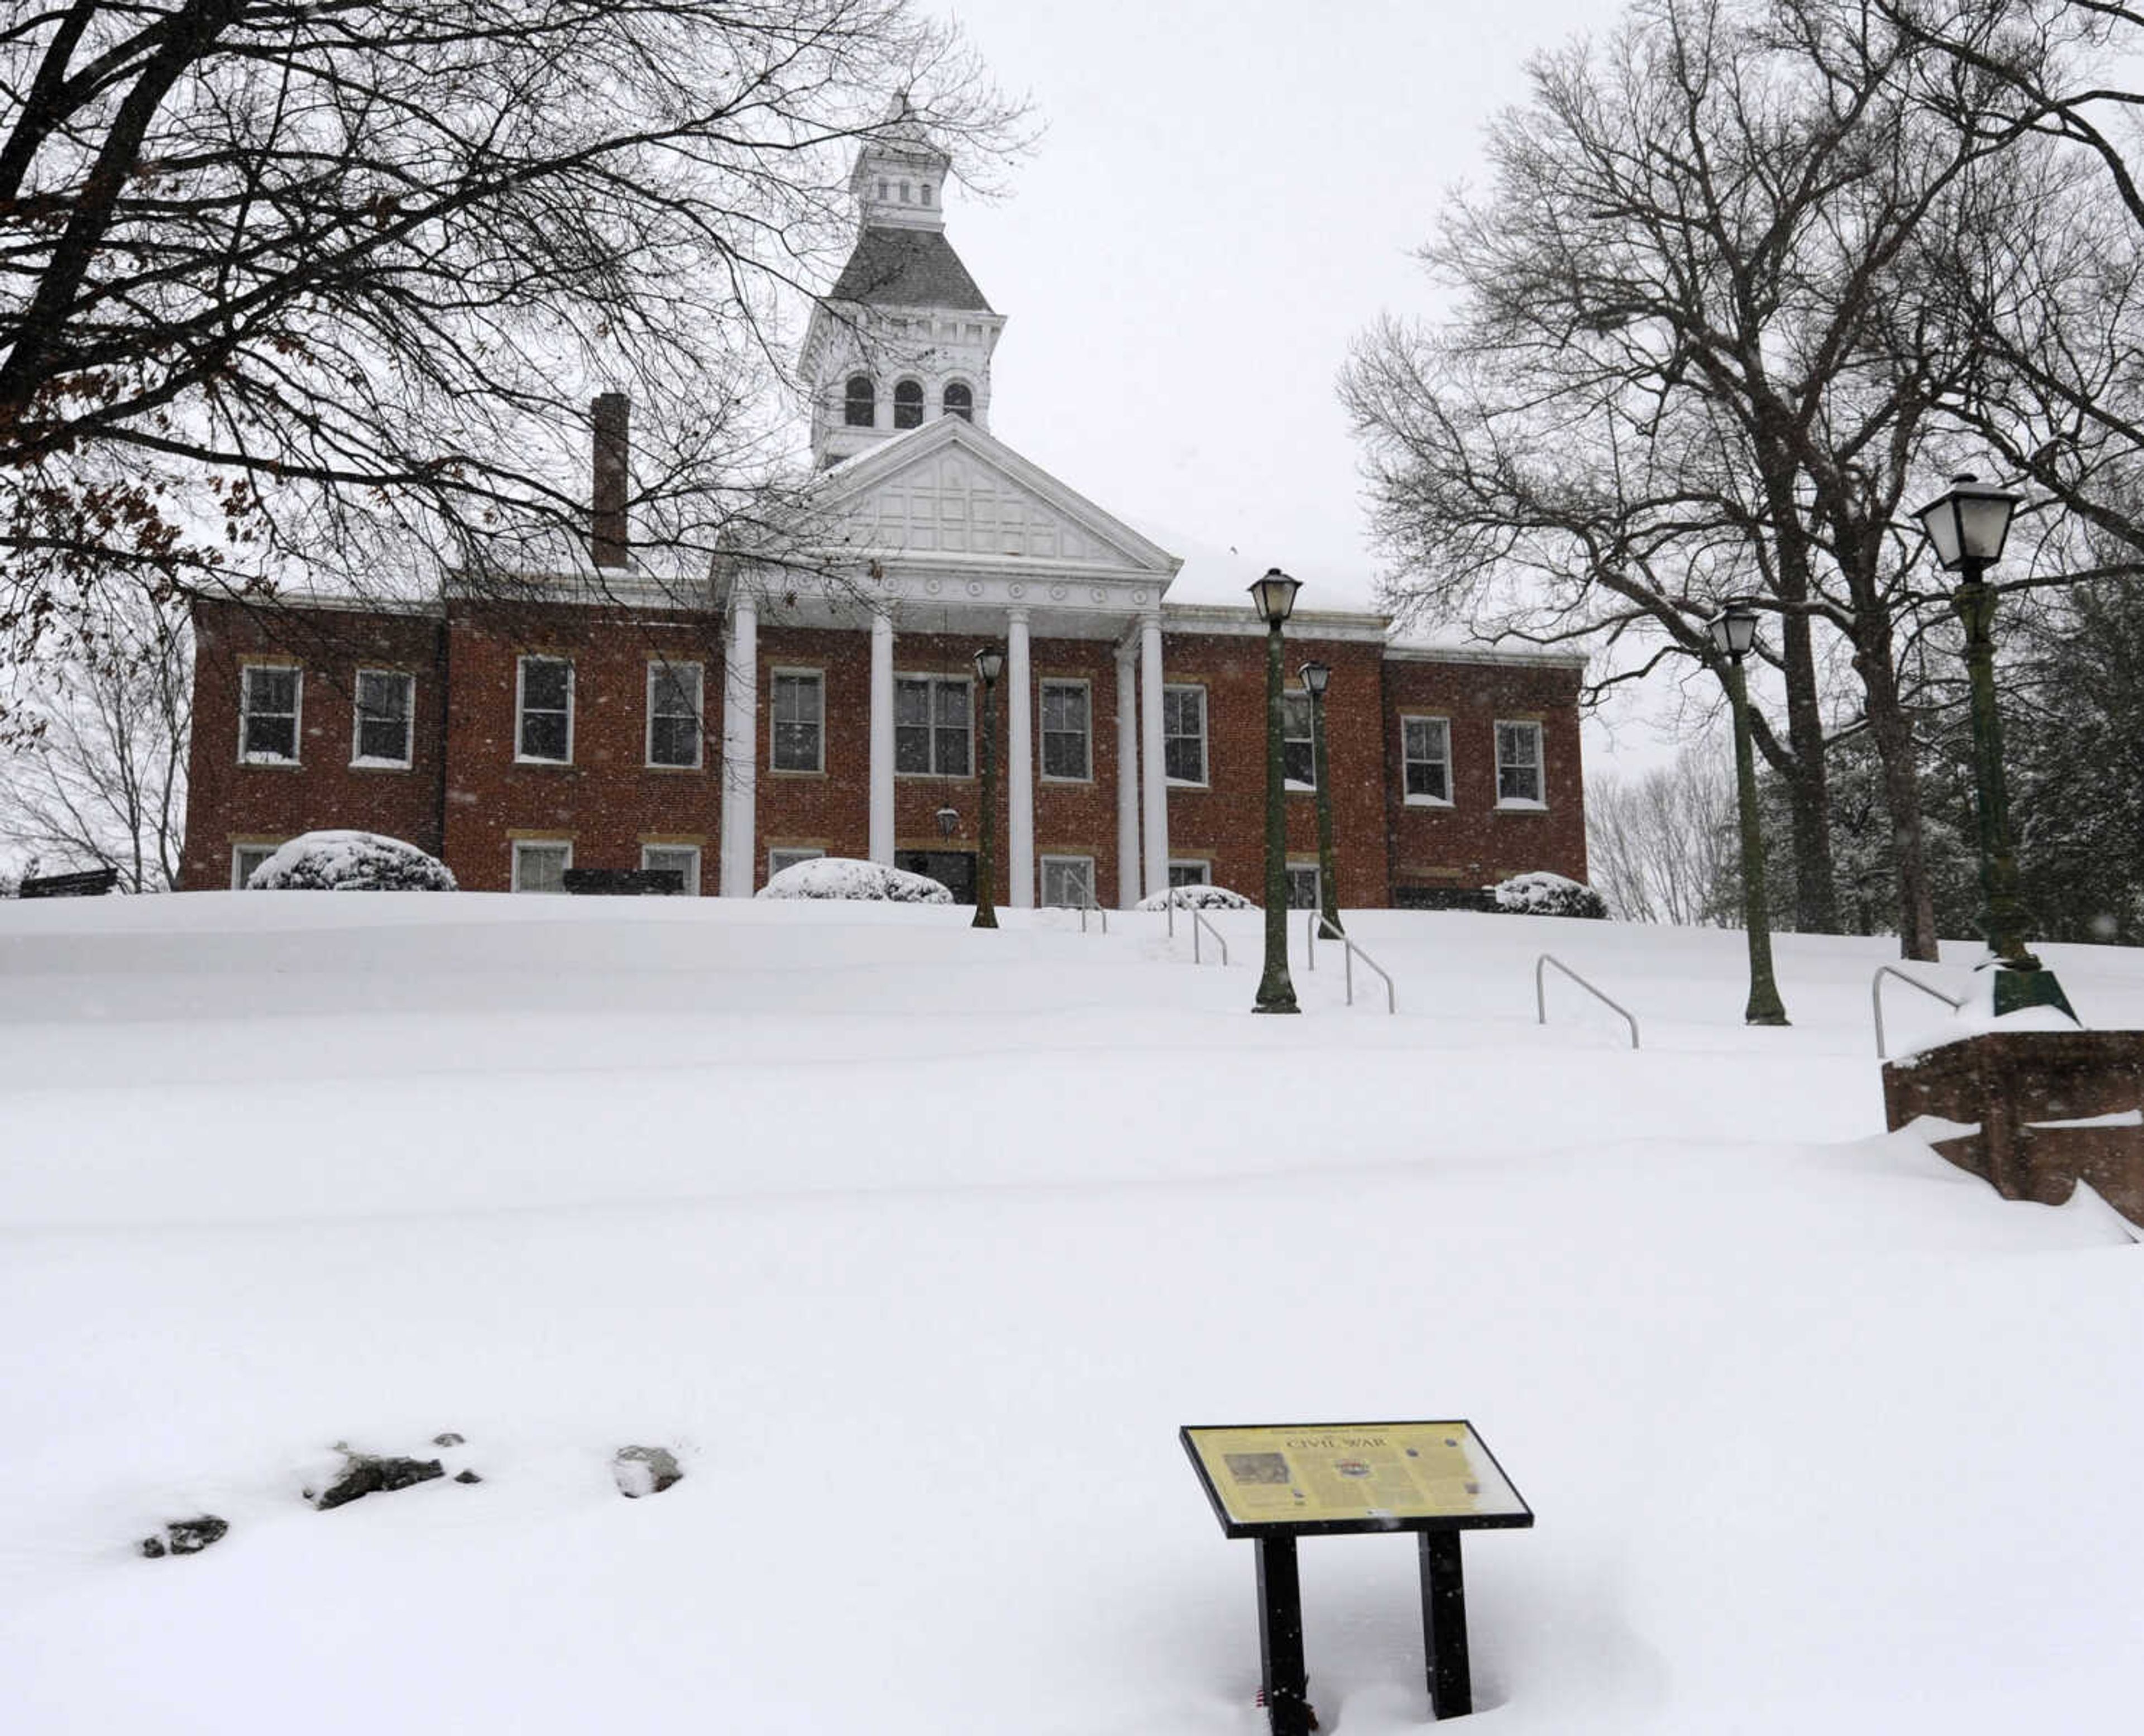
[869,607,894,864]
[1116,640,1140,908]
[1140,613,1168,899]
[719,591,758,896]
[1007,608,1034,908]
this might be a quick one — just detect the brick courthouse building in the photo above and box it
[180,135,1587,905]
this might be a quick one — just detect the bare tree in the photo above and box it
[0,2,1024,728]
[1587,744,1740,925]
[1344,0,2046,957]
[0,591,189,888]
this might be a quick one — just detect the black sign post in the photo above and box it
[1181,1421,1533,1730]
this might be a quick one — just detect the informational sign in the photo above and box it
[1181,1421,1532,1538]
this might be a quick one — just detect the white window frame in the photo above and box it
[768,847,825,878]
[510,839,573,893]
[515,655,574,765]
[1495,720,1547,809]
[893,673,973,778]
[1038,678,1093,783]
[231,842,284,888]
[1040,854,1096,909]
[639,843,702,896]
[644,659,704,770]
[1166,859,1211,888]
[1401,714,1453,807]
[238,663,303,766]
[770,668,826,774]
[1282,692,1315,791]
[350,668,415,769]
[1285,861,1321,911]
[1163,684,1208,787]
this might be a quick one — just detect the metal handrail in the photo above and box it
[1872,965,1968,1059]
[1078,902,1109,935]
[1304,911,1396,1013]
[1190,906,1229,966]
[1535,954,1640,1049]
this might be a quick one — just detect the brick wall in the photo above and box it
[181,598,449,889]
[184,598,1590,903]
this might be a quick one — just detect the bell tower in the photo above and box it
[800,118,1005,467]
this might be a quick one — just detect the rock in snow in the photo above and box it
[139,1515,228,1558]
[612,1446,684,1498]
[310,1453,444,1511]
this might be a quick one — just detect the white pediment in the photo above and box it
[808,418,1180,577]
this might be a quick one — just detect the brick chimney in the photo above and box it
[591,391,629,570]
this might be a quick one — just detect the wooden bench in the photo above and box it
[560,868,683,896]
[17,867,121,898]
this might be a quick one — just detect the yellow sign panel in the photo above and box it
[1183,1422,1529,1533]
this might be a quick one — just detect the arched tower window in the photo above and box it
[893,379,924,429]
[844,375,875,428]
[942,382,973,422]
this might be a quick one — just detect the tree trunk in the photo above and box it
[1854,633,1940,961]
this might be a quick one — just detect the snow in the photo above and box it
[757,853,953,902]
[1136,884,1256,911]
[245,828,456,891]
[2,893,2141,1734]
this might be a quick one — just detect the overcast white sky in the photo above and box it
[922,0,1675,764]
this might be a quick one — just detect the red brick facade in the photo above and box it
[181,595,1587,902]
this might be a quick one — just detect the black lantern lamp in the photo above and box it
[970,645,1002,930]
[1703,596,1787,1025]
[1248,570,1301,1013]
[935,805,959,839]
[1911,472,2072,1017]
[1297,661,1341,939]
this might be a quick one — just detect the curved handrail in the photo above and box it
[1191,907,1229,966]
[1872,964,1967,1060]
[1078,902,1109,935]
[1535,954,1639,1050]
[1304,911,1396,1013]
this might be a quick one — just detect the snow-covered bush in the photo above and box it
[1490,871,1608,920]
[757,856,953,903]
[1135,884,1255,912]
[246,830,457,892]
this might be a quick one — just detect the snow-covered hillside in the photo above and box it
[2,895,2138,1734]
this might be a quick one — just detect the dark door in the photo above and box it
[896,849,976,903]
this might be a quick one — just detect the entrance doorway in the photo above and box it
[896,849,976,903]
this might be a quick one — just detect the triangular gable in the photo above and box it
[806,417,1181,576]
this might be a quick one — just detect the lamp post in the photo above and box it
[1248,568,1303,1013]
[1298,661,1342,939]
[1705,599,1789,1026]
[1912,472,2074,1018]
[972,645,1003,930]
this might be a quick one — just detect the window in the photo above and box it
[239,664,301,763]
[646,660,702,769]
[516,656,572,763]
[1040,681,1091,781]
[772,671,824,772]
[893,379,924,429]
[768,847,825,877]
[1286,863,1321,910]
[231,843,281,888]
[640,844,701,896]
[876,178,888,199]
[1164,685,1207,785]
[921,183,933,205]
[942,381,973,422]
[844,374,875,428]
[1496,721,1545,806]
[894,675,970,776]
[511,840,571,893]
[1167,860,1210,888]
[351,670,414,767]
[1282,692,1315,788]
[1040,855,1094,908]
[1403,716,1452,805]
[899,180,911,203]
